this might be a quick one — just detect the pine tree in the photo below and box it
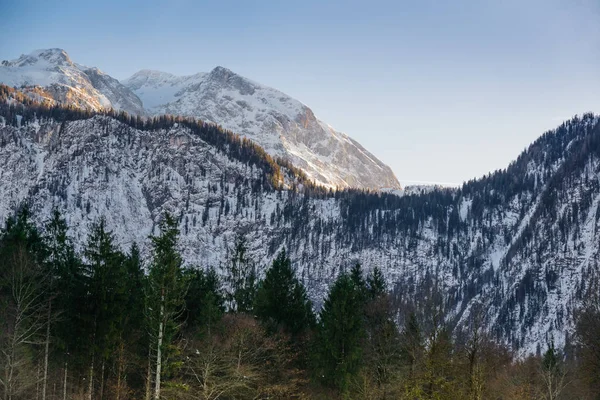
[254,249,314,337]
[182,267,224,336]
[42,210,84,400]
[225,234,257,313]
[83,218,128,400]
[315,273,365,393]
[401,312,424,380]
[350,262,368,304]
[362,268,400,390]
[114,243,145,400]
[366,266,386,299]
[146,214,185,400]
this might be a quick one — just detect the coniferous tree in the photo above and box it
[113,243,145,400]
[42,210,84,400]
[254,249,315,337]
[401,312,424,380]
[83,218,128,400]
[366,266,386,300]
[362,268,401,391]
[350,262,370,309]
[315,273,365,393]
[146,214,185,400]
[182,267,224,336]
[225,234,257,313]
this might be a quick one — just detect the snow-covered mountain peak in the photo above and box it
[124,66,400,190]
[124,69,180,89]
[0,48,144,116]
[3,48,73,68]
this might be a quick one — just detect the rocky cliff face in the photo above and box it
[124,66,401,190]
[1,95,598,355]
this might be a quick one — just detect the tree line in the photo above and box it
[1,206,599,400]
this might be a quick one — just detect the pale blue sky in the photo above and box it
[1,0,599,185]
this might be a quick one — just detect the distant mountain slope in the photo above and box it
[0,48,144,116]
[124,67,401,190]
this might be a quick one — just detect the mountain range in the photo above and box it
[0,48,400,190]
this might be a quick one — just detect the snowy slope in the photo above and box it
[124,67,401,190]
[0,49,144,116]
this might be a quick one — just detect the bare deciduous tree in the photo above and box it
[0,245,47,400]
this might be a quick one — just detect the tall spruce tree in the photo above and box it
[113,243,145,400]
[225,234,257,313]
[366,266,386,299]
[254,249,315,336]
[146,214,185,400]
[182,267,224,336]
[315,273,365,393]
[42,210,84,400]
[83,218,128,400]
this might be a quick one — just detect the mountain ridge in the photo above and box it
[123,64,401,190]
[0,48,400,190]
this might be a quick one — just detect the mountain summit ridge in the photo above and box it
[123,65,401,190]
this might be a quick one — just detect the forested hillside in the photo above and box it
[1,206,599,399]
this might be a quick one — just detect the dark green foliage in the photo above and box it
[43,210,86,365]
[83,218,128,361]
[350,262,368,301]
[401,312,424,377]
[182,267,224,335]
[315,273,365,392]
[543,341,560,372]
[367,266,386,299]
[225,234,257,313]
[254,249,315,336]
[146,213,186,384]
[0,205,46,262]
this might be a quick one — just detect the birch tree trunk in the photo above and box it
[116,342,124,400]
[42,298,51,400]
[62,361,68,400]
[153,294,165,400]
[145,343,152,400]
[98,361,104,400]
[87,356,94,400]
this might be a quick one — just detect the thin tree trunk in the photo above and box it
[36,360,41,400]
[145,342,152,400]
[42,298,52,400]
[87,355,94,400]
[116,348,121,400]
[99,361,105,400]
[116,341,125,400]
[62,361,68,400]
[154,294,165,400]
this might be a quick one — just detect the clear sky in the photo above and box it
[1,0,599,186]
